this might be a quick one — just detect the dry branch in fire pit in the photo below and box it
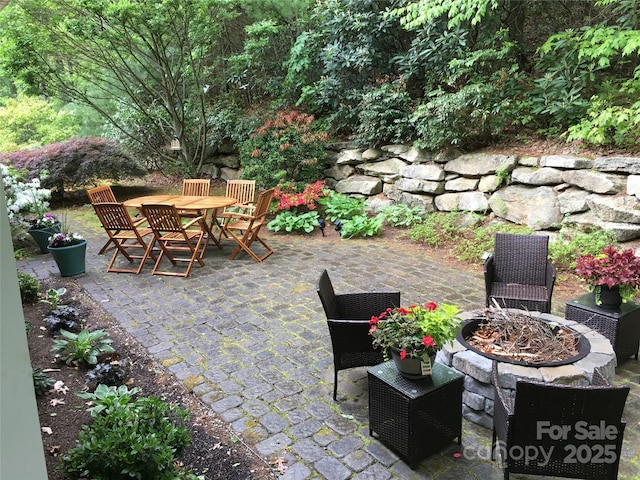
[466,307,579,364]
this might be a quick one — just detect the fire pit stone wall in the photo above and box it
[437,311,618,429]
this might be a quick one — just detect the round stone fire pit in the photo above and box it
[437,309,618,429]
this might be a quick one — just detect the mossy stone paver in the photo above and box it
[18,229,640,479]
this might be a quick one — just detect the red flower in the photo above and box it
[399,350,407,360]
[425,301,437,311]
[369,315,379,325]
[422,335,435,348]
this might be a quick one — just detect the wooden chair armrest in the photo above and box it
[181,215,205,229]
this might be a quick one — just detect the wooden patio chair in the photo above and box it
[91,202,156,274]
[87,185,147,254]
[492,360,629,480]
[219,188,274,262]
[180,178,211,218]
[214,179,256,241]
[316,269,400,400]
[484,233,556,313]
[140,203,208,277]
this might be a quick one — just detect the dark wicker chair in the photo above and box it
[492,361,629,480]
[484,233,556,313]
[316,269,400,401]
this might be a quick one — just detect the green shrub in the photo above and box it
[409,211,469,247]
[239,110,328,188]
[267,210,320,233]
[77,384,141,417]
[339,214,383,239]
[17,271,41,304]
[378,204,425,228]
[51,329,115,366]
[548,228,617,271]
[354,82,414,147]
[61,395,190,480]
[32,367,54,396]
[454,222,531,263]
[317,192,366,222]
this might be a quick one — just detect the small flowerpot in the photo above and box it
[597,285,622,310]
[390,348,436,380]
[48,240,87,277]
[27,223,62,254]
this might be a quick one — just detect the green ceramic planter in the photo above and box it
[48,240,87,277]
[27,223,62,254]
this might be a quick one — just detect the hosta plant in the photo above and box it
[51,329,115,366]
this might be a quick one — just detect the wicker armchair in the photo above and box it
[316,269,400,401]
[492,361,629,480]
[484,233,556,313]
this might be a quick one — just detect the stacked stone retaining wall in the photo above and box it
[205,143,640,241]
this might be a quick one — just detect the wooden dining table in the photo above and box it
[123,195,236,249]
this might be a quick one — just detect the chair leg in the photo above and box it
[491,428,496,460]
[333,369,338,401]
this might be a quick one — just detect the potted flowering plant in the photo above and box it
[369,302,462,379]
[47,232,87,277]
[575,244,640,307]
[29,212,60,230]
[27,212,63,253]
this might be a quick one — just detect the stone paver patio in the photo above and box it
[18,224,640,480]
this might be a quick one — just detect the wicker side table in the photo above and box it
[565,293,640,362]
[368,361,463,469]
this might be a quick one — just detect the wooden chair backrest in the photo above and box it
[87,185,117,204]
[92,202,136,232]
[141,204,189,233]
[181,179,211,197]
[226,180,256,205]
[251,188,275,223]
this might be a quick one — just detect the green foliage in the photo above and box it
[267,210,320,233]
[239,110,328,188]
[76,384,141,417]
[412,82,511,150]
[548,228,617,271]
[378,204,425,228]
[17,271,40,304]
[453,222,531,263]
[566,98,640,147]
[32,366,54,396]
[51,329,115,366]
[290,0,411,133]
[354,81,414,147]
[0,94,80,153]
[1,137,146,195]
[61,394,190,480]
[339,214,383,239]
[409,211,469,248]
[317,192,366,222]
[40,287,67,310]
[393,0,499,30]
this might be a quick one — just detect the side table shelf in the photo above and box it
[565,293,640,362]
[368,361,463,469]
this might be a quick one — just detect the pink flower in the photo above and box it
[400,350,407,360]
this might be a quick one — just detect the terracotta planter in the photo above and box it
[48,240,87,277]
[390,348,436,380]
